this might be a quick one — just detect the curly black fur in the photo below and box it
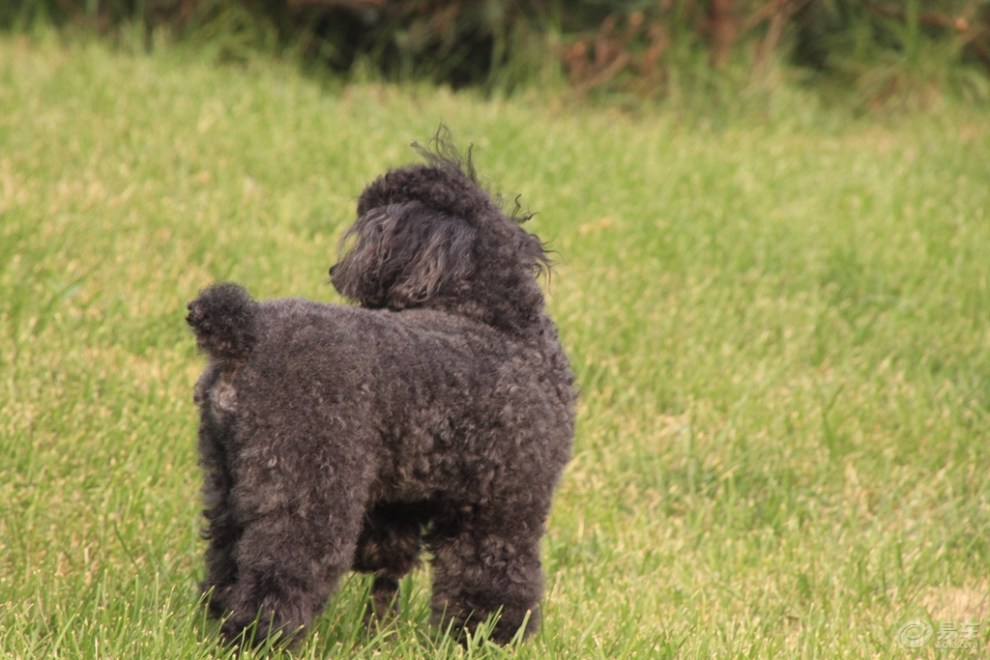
[187,134,576,648]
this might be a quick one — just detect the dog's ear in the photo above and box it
[331,202,476,309]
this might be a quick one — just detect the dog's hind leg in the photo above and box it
[352,501,430,621]
[428,506,546,645]
[219,439,377,647]
[195,371,242,618]
[199,446,241,618]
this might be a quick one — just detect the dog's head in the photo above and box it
[331,130,550,333]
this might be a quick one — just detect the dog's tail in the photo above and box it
[186,283,259,361]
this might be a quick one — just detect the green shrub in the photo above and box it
[3,1,988,105]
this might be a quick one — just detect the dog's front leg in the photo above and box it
[428,507,546,645]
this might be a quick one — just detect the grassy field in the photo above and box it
[2,32,989,658]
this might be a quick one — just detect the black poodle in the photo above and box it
[186,134,576,647]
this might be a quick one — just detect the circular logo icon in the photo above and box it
[896,620,934,649]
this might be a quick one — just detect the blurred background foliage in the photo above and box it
[3,1,989,106]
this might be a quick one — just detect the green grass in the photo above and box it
[2,32,989,658]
